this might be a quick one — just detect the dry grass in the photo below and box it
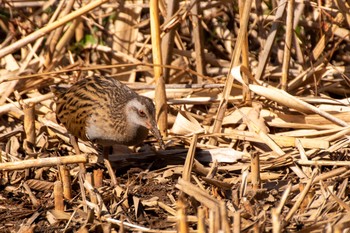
[1,0,350,232]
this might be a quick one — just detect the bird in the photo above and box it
[50,75,164,158]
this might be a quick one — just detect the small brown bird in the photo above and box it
[51,75,164,156]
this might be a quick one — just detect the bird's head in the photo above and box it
[125,96,165,149]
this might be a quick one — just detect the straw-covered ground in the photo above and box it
[1,0,350,232]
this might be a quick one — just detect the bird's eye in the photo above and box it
[138,109,146,117]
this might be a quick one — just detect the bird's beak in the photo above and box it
[147,120,165,149]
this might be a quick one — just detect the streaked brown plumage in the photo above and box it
[51,75,164,151]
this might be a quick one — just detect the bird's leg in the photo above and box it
[102,146,111,160]
[70,135,86,175]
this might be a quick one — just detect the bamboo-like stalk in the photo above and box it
[150,0,168,137]
[23,103,36,153]
[0,0,108,59]
[281,0,294,91]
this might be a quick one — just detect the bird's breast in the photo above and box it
[85,114,149,146]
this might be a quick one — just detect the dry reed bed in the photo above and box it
[1,0,350,232]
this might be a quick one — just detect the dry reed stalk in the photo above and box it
[23,103,36,154]
[78,172,88,213]
[285,169,317,222]
[190,0,205,82]
[281,0,294,91]
[197,206,206,233]
[176,178,220,211]
[297,160,350,166]
[54,181,64,211]
[0,154,88,171]
[103,159,118,186]
[233,211,241,233]
[182,134,198,182]
[69,135,86,175]
[220,202,230,233]
[45,0,75,64]
[239,82,349,127]
[271,208,281,233]
[255,0,287,81]
[0,0,108,59]
[22,181,40,207]
[238,0,251,104]
[276,183,292,215]
[209,0,252,146]
[59,165,72,200]
[0,93,53,116]
[161,0,179,83]
[150,0,168,137]
[176,199,189,233]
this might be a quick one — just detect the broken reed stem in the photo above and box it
[54,181,64,211]
[251,153,261,191]
[150,0,168,137]
[59,165,72,200]
[0,0,108,58]
[23,103,36,153]
[93,169,103,188]
[281,0,294,91]
[0,155,88,171]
